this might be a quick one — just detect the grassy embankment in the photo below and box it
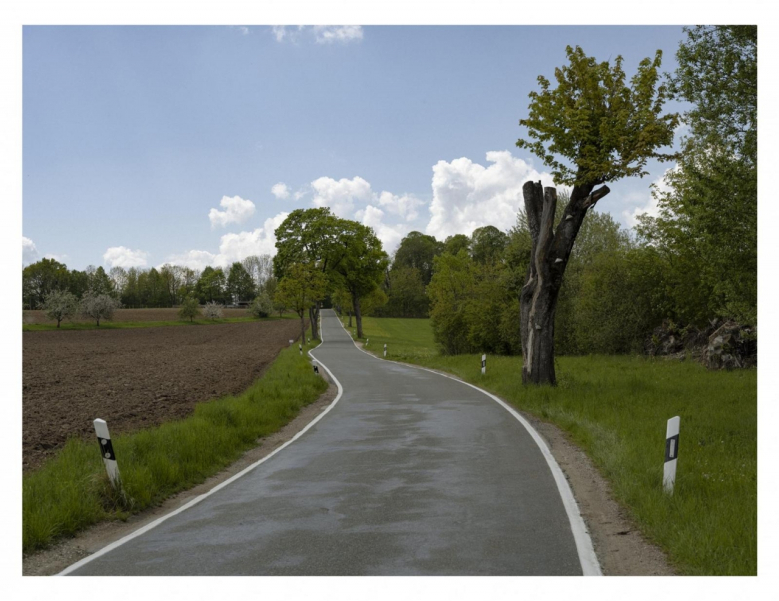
[22,314,297,332]
[350,316,757,576]
[23,339,328,555]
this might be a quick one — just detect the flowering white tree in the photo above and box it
[80,292,121,326]
[41,290,79,328]
[203,301,224,321]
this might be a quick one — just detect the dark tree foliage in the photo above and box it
[392,231,443,286]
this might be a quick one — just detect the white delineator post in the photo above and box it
[481,354,486,375]
[366,338,369,346]
[383,344,387,358]
[94,418,120,488]
[289,339,293,346]
[299,344,302,356]
[664,416,680,494]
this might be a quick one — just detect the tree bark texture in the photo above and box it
[520,180,610,385]
[353,294,363,338]
[309,303,321,341]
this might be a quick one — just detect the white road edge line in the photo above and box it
[58,324,341,576]
[334,313,602,576]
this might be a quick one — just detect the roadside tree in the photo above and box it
[514,45,678,385]
[274,263,328,344]
[274,208,348,340]
[329,222,389,338]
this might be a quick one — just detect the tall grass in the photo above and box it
[23,341,328,554]
[354,316,757,575]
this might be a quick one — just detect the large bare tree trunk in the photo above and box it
[520,180,610,385]
[309,303,321,341]
[353,294,364,338]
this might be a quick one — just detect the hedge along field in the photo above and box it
[23,339,328,555]
[22,308,300,331]
[352,315,757,576]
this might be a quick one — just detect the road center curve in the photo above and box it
[63,309,597,575]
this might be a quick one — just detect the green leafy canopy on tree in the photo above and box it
[516,45,679,187]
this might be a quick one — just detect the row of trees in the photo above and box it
[272,208,389,343]
[23,255,276,310]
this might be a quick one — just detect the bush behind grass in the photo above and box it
[353,315,756,575]
[23,340,328,554]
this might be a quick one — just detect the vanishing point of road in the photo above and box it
[63,309,599,576]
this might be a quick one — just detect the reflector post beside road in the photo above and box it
[664,416,680,494]
[94,418,120,488]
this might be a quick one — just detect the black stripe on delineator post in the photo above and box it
[665,434,679,462]
[98,436,116,461]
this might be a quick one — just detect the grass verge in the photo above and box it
[351,315,757,576]
[22,339,328,555]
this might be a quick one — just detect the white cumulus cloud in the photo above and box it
[162,250,217,272]
[216,212,289,266]
[271,183,291,200]
[425,150,556,240]
[165,212,289,271]
[22,237,39,265]
[208,195,256,228]
[103,246,149,268]
[311,176,372,218]
[272,25,363,44]
[357,205,407,252]
[312,26,363,44]
[376,191,424,222]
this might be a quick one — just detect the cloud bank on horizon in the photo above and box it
[23,149,666,271]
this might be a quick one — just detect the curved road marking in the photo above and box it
[58,328,342,576]
[60,313,601,576]
[326,314,602,576]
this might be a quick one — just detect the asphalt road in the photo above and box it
[65,309,590,575]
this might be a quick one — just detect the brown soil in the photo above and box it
[23,319,305,471]
[23,307,252,325]
[23,379,339,576]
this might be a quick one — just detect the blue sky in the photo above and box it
[23,25,689,271]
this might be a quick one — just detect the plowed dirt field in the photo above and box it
[23,307,252,325]
[23,319,306,470]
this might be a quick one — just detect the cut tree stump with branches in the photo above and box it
[516,45,678,385]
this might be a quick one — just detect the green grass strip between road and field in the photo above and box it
[350,315,757,576]
[23,338,328,555]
